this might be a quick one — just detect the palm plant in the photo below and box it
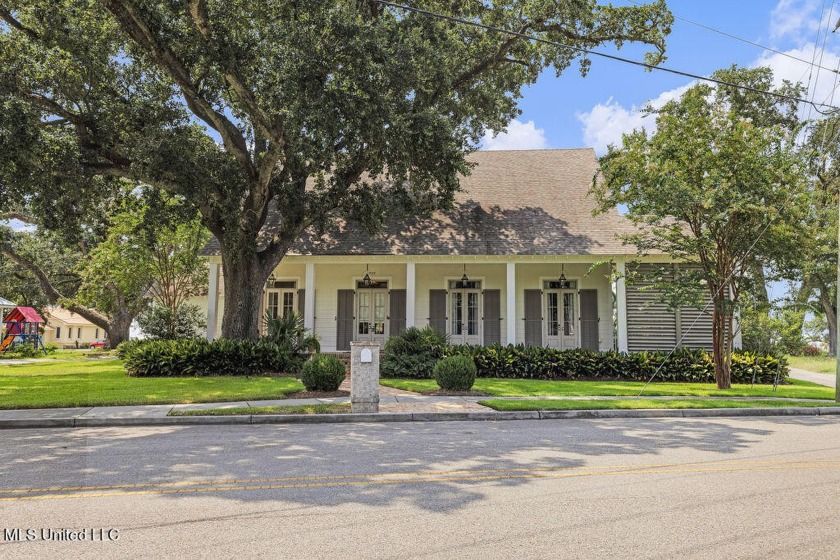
[263,311,320,355]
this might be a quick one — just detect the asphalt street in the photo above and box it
[2,417,840,559]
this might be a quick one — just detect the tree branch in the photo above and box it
[0,212,38,225]
[0,8,40,40]
[103,0,257,180]
[1,245,110,330]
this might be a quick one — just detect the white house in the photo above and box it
[200,149,720,353]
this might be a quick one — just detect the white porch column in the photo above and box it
[304,262,315,332]
[506,262,516,345]
[405,262,416,329]
[615,259,629,352]
[206,262,220,341]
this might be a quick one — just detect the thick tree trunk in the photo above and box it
[819,290,837,356]
[219,249,269,340]
[107,311,133,348]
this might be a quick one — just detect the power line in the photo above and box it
[371,0,840,113]
[624,0,840,76]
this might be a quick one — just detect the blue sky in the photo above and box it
[482,0,840,154]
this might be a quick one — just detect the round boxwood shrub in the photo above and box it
[433,355,477,391]
[300,354,346,391]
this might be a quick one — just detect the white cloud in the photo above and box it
[481,119,548,150]
[770,0,824,42]
[754,43,840,111]
[576,85,692,155]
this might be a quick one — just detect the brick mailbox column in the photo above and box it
[350,341,380,413]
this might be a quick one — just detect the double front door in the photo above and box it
[356,287,388,346]
[545,288,577,349]
[449,281,482,345]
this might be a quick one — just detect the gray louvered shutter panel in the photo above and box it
[483,289,501,345]
[336,290,354,351]
[429,290,447,335]
[626,264,677,351]
[389,290,407,337]
[524,290,542,347]
[298,289,305,317]
[674,265,713,350]
[579,289,599,350]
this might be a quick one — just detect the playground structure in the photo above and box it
[1,306,47,354]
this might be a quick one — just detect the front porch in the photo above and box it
[203,256,628,353]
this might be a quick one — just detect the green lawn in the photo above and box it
[0,349,112,360]
[0,359,304,409]
[787,355,836,374]
[480,398,840,412]
[170,403,351,416]
[380,378,834,399]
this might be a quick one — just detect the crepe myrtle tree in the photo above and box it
[0,0,673,340]
[593,67,807,389]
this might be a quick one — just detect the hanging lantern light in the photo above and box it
[362,264,372,288]
[558,264,567,289]
[267,273,276,287]
[461,263,469,283]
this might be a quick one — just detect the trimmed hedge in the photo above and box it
[438,344,788,384]
[300,354,346,391]
[122,338,294,377]
[434,355,477,391]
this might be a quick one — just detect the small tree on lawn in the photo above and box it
[593,67,807,389]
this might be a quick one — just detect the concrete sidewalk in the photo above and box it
[789,367,836,388]
[2,391,840,429]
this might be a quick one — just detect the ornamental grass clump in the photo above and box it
[433,355,477,391]
[300,354,346,392]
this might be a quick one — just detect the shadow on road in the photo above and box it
[0,417,801,512]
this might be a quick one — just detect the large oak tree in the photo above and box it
[1,0,672,339]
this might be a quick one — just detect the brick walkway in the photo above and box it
[339,378,488,412]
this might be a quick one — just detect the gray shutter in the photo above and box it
[429,290,447,335]
[389,290,407,337]
[626,264,677,351]
[483,289,501,345]
[336,290,354,351]
[298,289,305,317]
[524,289,542,347]
[579,289,599,351]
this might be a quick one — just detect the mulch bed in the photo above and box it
[284,390,350,399]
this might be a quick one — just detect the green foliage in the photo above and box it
[121,338,294,377]
[444,344,788,384]
[263,312,320,355]
[6,343,45,358]
[300,355,346,392]
[433,355,477,391]
[381,326,448,378]
[0,0,672,340]
[594,65,808,387]
[137,304,205,340]
[740,295,807,356]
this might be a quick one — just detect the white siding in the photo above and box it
[198,259,615,352]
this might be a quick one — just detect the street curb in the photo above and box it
[2,406,840,429]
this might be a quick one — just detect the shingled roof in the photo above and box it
[201,148,635,257]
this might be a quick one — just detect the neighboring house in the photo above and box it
[42,307,105,348]
[0,297,16,323]
[200,149,729,353]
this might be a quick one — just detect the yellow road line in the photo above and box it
[3,458,840,502]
